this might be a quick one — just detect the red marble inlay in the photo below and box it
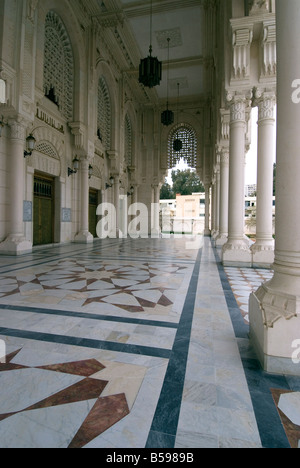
[68,393,130,449]
[271,388,300,449]
[37,359,105,377]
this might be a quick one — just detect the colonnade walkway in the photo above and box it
[0,236,299,448]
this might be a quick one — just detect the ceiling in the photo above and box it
[116,0,207,103]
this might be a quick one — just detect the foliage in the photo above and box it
[160,169,204,199]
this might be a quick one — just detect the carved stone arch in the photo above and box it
[91,164,102,179]
[29,126,64,177]
[38,1,87,122]
[95,60,118,152]
[160,111,203,174]
[97,76,111,150]
[32,126,64,157]
[123,100,138,170]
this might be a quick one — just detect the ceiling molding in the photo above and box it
[123,0,204,19]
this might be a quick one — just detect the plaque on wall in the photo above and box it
[62,208,71,223]
[23,201,32,222]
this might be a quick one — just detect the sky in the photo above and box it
[167,106,277,187]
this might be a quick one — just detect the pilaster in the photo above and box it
[0,118,32,255]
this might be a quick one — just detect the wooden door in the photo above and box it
[89,189,98,238]
[33,175,54,246]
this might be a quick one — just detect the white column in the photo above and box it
[211,179,216,236]
[251,91,276,267]
[75,158,93,243]
[222,94,251,266]
[249,0,300,375]
[114,176,120,238]
[216,149,229,246]
[151,184,160,238]
[0,121,32,255]
[212,163,220,239]
[204,183,211,236]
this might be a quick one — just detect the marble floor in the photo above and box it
[0,236,299,448]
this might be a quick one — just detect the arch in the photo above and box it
[160,111,203,175]
[123,100,138,170]
[38,1,87,122]
[168,123,198,169]
[124,113,132,167]
[95,60,118,152]
[43,10,74,121]
[97,76,111,150]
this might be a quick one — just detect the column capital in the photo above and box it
[226,92,252,123]
[220,149,229,166]
[255,90,277,122]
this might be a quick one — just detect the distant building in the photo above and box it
[245,184,257,197]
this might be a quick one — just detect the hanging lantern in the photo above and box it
[173,138,183,152]
[161,109,174,126]
[138,0,162,89]
[139,48,162,88]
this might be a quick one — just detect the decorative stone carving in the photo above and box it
[220,109,230,141]
[27,0,39,22]
[228,94,247,122]
[98,77,111,150]
[257,93,276,121]
[249,0,270,15]
[43,11,74,121]
[260,22,277,79]
[231,28,253,81]
[9,120,26,141]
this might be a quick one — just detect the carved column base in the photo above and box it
[250,286,300,376]
[215,233,228,247]
[222,238,252,267]
[0,235,32,256]
[251,241,275,268]
[74,231,94,244]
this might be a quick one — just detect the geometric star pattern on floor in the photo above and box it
[0,349,147,448]
[0,259,188,313]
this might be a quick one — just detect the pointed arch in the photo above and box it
[168,123,198,169]
[43,10,74,121]
[97,76,111,150]
[124,113,132,167]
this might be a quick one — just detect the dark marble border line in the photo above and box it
[0,326,171,359]
[211,241,292,449]
[146,248,203,449]
[0,304,178,329]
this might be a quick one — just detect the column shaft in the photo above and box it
[204,184,211,236]
[75,159,93,243]
[251,93,276,266]
[222,95,251,266]
[249,0,300,375]
[216,150,229,246]
[0,121,32,255]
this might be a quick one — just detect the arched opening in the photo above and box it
[168,123,198,170]
[43,11,74,121]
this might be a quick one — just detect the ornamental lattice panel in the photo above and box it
[168,125,197,169]
[43,11,74,121]
[97,77,111,150]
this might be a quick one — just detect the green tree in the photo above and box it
[171,169,204,195]
[160,180,174,200]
